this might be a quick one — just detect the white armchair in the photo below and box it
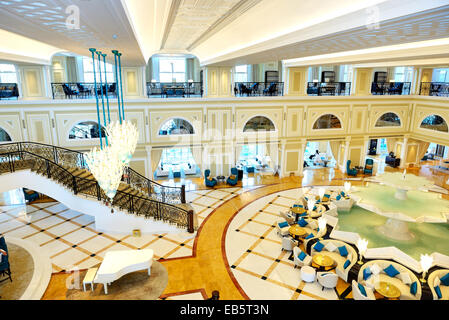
[275,219,290,237]
[317,272,339,290]
[352,280,376,300]
[428,269,449,300]
[281,236,297,252]
[293,246,312,269]
[279,211,295,225]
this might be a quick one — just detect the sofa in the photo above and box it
[310,239,358,282]
[358,260,422,300]
[428,269,449,300]
[385,155,400,168]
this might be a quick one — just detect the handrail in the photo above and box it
[306,82,351,96]
[146,81,203,98]
[0,142,185,204]
[233,82,284,96]
[0,149,194,232]
[51,82,117,100]
[419,82,449,97]
[371,82,411,95]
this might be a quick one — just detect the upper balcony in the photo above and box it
[419,82,449,97]
[0,83,19,100]
[146,82,203,98]
[306,82,351,96]
[371,82,411,95]
[233,82,284,97]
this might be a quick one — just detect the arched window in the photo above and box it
[420,115,448,132]
[375,112,401,127]
[0,127,12,142]
[243,116,275,132]
[313,114,342,129]
[159,118,194,136]
[69,121,106,140]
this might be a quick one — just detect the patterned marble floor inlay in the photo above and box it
[225,188,350,300]
[0,187,251,273]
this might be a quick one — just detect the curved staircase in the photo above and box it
[0,142,196,233]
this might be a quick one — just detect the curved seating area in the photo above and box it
[358,260,422,300]
[310,239,358,282]
[428,269,449,300]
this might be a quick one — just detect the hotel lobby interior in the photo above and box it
[1,0,449,308]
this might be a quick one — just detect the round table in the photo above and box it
[312,253,337,271]
[291,206,306,221]
[375,281,401,300]
[288,225,307,241]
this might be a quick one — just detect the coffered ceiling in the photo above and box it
[1,0,449,67]
[0,0,145,66]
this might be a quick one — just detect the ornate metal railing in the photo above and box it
[419,82,449,97]
[51,82,118,99]
[371,82,411,95]
[306,82,351,96]
[146,82,203,98]
[234,82,284,96]
[0,83,19,100]
[0,147,194,232]
[0,142,185,205]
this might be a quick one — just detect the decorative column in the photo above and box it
[353,68,373,96]
[286,67,308,96]
[362,135,370,165]
[342,137,351,173]
[279,141,286,178]
[298,138,307,177]
[204,66,232,97]
[400,135,409,169]
[145,145,152,179]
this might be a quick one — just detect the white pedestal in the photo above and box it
[394,188,408,201]
[376,218,415,241]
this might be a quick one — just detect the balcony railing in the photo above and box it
[234,82,284,97]
[146,82,203,98]
[307,82,351,96]
[0,83,19,100]
[51,82,117,99]
[419,82,449,97]
[371,82,411,95]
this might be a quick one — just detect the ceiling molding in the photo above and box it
[186,0,263,51]
[160,0,182,51]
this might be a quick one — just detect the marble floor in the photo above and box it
[1,162,447,300]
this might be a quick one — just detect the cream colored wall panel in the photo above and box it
[287,67,307,96]
[123,68,143,98]
[350,105,367,134]
[129,159,147,177]
[306,106,349,137]
[348,146,363,167]
[285,150,299,173]
[26,113,52,144]
[354,68,372,96]
[207,109,232,140]
[369,105,408,133]
[22,67,45,98]
[149,110,202,145]
[286,107,304,137]
[0,114,22,142]
[236,108,283,142]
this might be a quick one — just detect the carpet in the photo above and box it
[66,260,168,300]
[0,243,34,300]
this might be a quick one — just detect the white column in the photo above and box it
[399,136,409,169]
[298,139,307,177]
[279,141,286,178]
[342,137,351,174]
[362,135,370,165]
[145,146,152,179]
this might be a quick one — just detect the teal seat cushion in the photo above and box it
[338,245,348,257]
[314,241,324,252]
[336,195,341,200]
[305,233,314,240]
[298,251,307,261]
[384,264,400,278]
[435,285,442,299]
[363,268,372,281]
[410,281,417,295]
[358,283,367,297]
[440,273,449,286]
[278,221,289,228]
[298,218,308,227]
[343,259,351,269]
